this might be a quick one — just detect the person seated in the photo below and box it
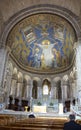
[28,113,35,118]
[63,114,81,130]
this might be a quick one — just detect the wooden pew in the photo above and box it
[0,117,65,130]
[0,126,50,130]
[0,115,81,130]
[9,118,65,130]
[0,114,16,125]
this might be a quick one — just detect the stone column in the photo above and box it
[72,80,77,98]
[16,82,22,98]
[10,78,17,97]
[26,83,30,98]
[54,86,57,99]
[6,74,12,95]
[61,80,67,102]
[0,47,8,88]
[4,73,12,105]
[24,80,33,99]
[76,40,81,101]
[30,80,33,98]
[64,84,67,99]
[50,81,56,99]
[37,80,42,99]
[69,79,76,100]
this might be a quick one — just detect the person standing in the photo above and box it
[63,114,81,130]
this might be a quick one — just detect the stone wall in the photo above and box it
[0,0,81,105]
[0,0,81,21]
[0,0,81,36]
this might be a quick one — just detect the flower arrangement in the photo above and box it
[37,101,42,106]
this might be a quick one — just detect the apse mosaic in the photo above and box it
[7,14,76,73]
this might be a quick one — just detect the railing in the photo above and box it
[71,105,81,118]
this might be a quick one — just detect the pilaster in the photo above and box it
[10,78,17,96]
[0,47,8,88]
[76,39,81,100]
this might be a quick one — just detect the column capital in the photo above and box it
[17,81,23,84]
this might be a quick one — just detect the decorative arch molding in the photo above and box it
[0,4,81,47]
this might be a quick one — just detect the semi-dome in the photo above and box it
[7,13,76,74]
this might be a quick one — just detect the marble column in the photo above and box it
[50,81,56,99]
[26,84,30,98]
[76,40,81,101]
[69,80,76,100]
[64,84,67,99]
[25,80,33,99]
[16,82,22,98]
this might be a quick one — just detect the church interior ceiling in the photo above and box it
[7,13,76,74]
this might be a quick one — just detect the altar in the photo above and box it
[32,98,59,113]
[33,105,47,113]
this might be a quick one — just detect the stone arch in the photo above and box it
[53,77,62,102]
[17,72,23,83]
[32,80,38,99]
[33,77,41,82]
[7,61,13,76]
[43,79,50,95]
[62,74,70,99]
[12,67,18,79]
[54,77,62,101]
[3,61,13,90]
[15,72,23,98]
[53,77,61,82]
[63,74,69,83]
[24,75,31,84]
[42,78,51,96]
[22,75,31,99]
[0,4,81,48]
[72,66,77,80]
[69,68,76,99]
[32,77,40,99]
[9,67,18,96]
[22,78,27,98]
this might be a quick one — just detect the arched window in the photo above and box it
[43,79,51,95]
